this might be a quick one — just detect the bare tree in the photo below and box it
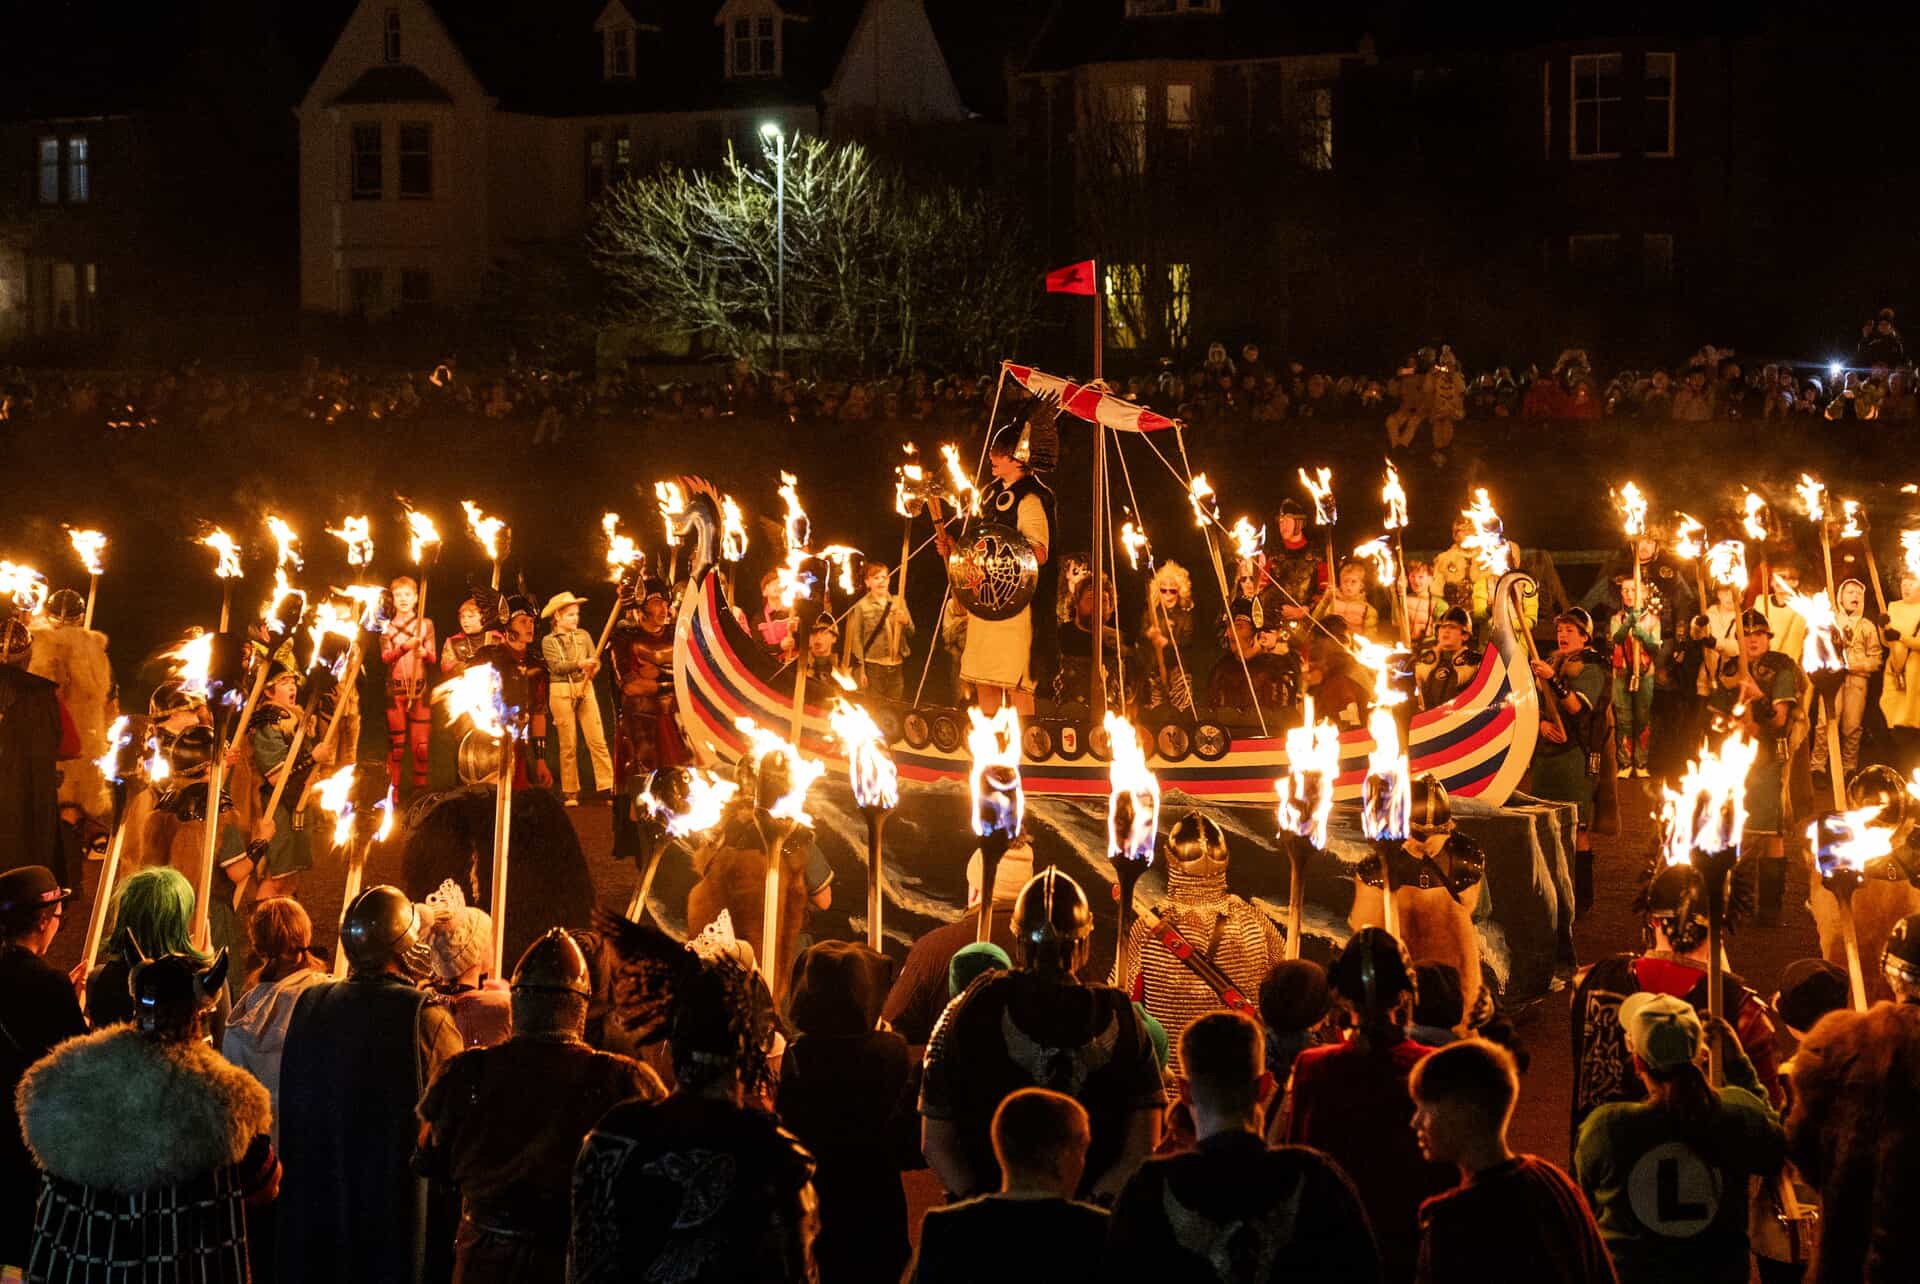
[588,136,1042,373]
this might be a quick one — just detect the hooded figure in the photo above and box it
[18,947,279,1283]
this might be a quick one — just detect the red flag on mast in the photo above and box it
[1045,260,1097,296]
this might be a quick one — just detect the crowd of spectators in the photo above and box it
[1,306,1911,441]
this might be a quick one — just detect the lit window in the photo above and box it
[1642,233,1674,288]
[66,137,89,203]
[400,269,432,309]
[1103,83,1147,173]
[1165,263,1191,351]
[1103,263,1190,351]
[614,125,632,173]
[1165,83,1194,164]
[606,26,634,79]
[1295,85,1333,171]
[398,123,431,198]
[351,123,382,199]
[1644,53,1675,157]
[1104,263,1145,349]
[586,127,607,198]
[1568,233,1623,272]
[384,8,401,63]
[1570,53,1622,158]
[37,137,59,204]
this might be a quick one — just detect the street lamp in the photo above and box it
[761,121,785,375]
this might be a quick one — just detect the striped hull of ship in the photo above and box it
[674,571,1540,808]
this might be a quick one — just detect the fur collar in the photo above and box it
[18,1025,272,1190]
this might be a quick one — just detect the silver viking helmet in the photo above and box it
[45,588,86,627]
[1165,813,1228,880]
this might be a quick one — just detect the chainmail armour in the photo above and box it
[1123,865,1285,1075]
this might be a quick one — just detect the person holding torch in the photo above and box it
[1704,610,1801,924]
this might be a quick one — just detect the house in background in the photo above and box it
[298,0,996,320]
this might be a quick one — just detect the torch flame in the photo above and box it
[1350,636,1412,710]
[1353,536,1396,587]
[1658,732,1758,864]
[1361,705,1410,841]
[435,662,510,740]
[164,631,215,699]
[95,715,134,782]
[967,706,1025,839]
[721,496,748,561]
[66,528,107,576]
[1776,575,1843,674]
[0,561,48,614]
[1613,482,1648,539]
[336,584,387,632]
[1742,490,1769,541]
[1276,696,1340,849]
[830,698,899,811]
[306,600,360,677]
[312,764,395,847]
[1903,530,1920,582]
[1298,467,1336,526]
[730,717,825,826]
[1839,500,1865,542]
[1187,473,1219,528]
[938,444,980,517]
[1120,520,1150,570]
[1809,806,1896,881]
[778,472,811,553]
[1706,541,1749,592]
[1105,712,1160,867]
[326,516,373,568]
[895,444,928,518]
[142,729,171,784]
[404,509,441,564]
[655,481,687,548]
[817,545,863,596]
[461,501,505,561]
[602,513,641,582]
[1460,488,1511,576]
[265,516,302,571]
[1229,517,1266,563]
[643,768,739,838]
[260,567,307,636]
[1382,461,1408,531]
[1673,515,1705,563]
[199,529,242,579]
[1795,474,1828,524]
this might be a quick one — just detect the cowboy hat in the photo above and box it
[541,590,590,619]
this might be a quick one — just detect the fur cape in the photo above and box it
[18,1025,271,1191]
[28,621,114,818]
[687,810,812,999]
[1807,876,1920,1006]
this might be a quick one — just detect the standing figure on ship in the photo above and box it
[382,575,437,795]
[935,400,1058,716]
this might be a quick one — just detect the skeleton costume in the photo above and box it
[381,577,437,792]
[1121,814,1284,1075]
[18,948,277,1284]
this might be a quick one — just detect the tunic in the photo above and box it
[1879,599,1920,729]
[1529,651,1607,824]
[1706,651,1798,835]
[960,484,1051,692]
[416,1035,663,1284]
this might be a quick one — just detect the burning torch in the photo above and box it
[732,717,825,995]
[1809,805,1902,1012]
[463,501,509,591]
[1275,696,1340,961]
[313,761,395,977]
[78,716,143,977]
[1299,466,1337,603]
[402,505,442,619]
[436,662,520,977]
[596,513,644,656]
[832,698,900,952]
[1658,731,1758,1082]
[200,528,242,633]
[1778,575,1849,810]
[1383,460,1410,645]
[968,706,1025,943]
[1672,514,1708,613]
[1613,482,1648,693]
[66,528,106,630]
[1104,712,1160,991]
[629,766,737,923]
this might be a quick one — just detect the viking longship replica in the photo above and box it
[669,362,1542,807]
